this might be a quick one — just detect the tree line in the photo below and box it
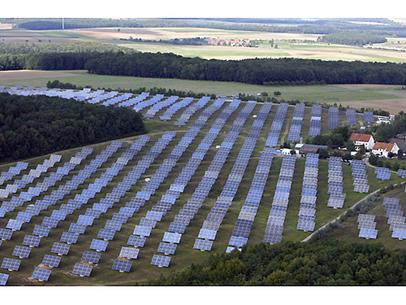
[83,52,406,85]
[3,51,406,85]
[153,241,406,285]
[0,93,145,162]
[320,31,387,46]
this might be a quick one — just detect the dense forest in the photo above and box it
[0,93,145,162]
[3,50,406,85]
[84,52,406,85]
[320,31,387,46]
[153,241,406,285]
[0,42,129,55]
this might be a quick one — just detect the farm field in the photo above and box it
[118,40,406,62]
[73,27,406,62]
[2,26,406,62]
[0,87,404,285]
[1,70,406,113]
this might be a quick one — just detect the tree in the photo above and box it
[319,149,329,159]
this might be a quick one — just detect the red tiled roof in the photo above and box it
[350,133,372,142]
[372,142,394,151]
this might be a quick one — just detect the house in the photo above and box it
[372,142,400,158]
[389,138,406,156]
[350,133,375,150]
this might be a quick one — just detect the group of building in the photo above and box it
[350,133,403,158]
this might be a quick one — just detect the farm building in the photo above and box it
[350,133,375,150]
[297,144,328,155]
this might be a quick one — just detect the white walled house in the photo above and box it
[350,133,375,150]
[372,142,400,158]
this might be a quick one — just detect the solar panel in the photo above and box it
[60,231,80,245]
[0,273,9,286]
[112,259,132,273]
[81,250,102,264]
[41,255,61,268]
[157,242,177,255]
[119,247,139,260]
[97,228,116,241]
[1,258,21,271]
[32,225,50,237]
[72,263,92,277]
[133,225,153,237]
[151,255,171,268]
[12,245,31,259]
[50,242,71,256]
[0,228,13,240]
[90,239,108,252]
[32,267,51,282]
[162,232,182,244]
[127,235,146,247]
[23,235,41,248]
[193,239,213,251]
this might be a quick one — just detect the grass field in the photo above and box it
[325,184,406,250]
[1,70,406,113]
[0,98,403,285]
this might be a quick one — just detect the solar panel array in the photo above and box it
[327,157,346,209]
[133,94,165,112]
[363,111,375,124]
[68,98,232,272]
[45,133,174,273]
[263,155,297,244]
[297,153,319,232]
[227,148,276,251]
[194,102,272,251]
[308,105,322,137]
[351,160,369,193]
[119,92,149,107]
[357,214,378,239]
[0,154,61,199]
[287,103,305,142]
[328,106,340,130]
[144,96,179,118]
[88,91,119,104]
[0,86,391,282]
[0,162,28,186]
[101,93,133,106]
[383,197,406,240]
[375,167,392,181]
[147,101,255,264]
[159,97,194,121]
[266,103,288,147]
[176,96,211,126]
[345,108,357,125]
[142,101,253,261]
[0,148,91,219]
